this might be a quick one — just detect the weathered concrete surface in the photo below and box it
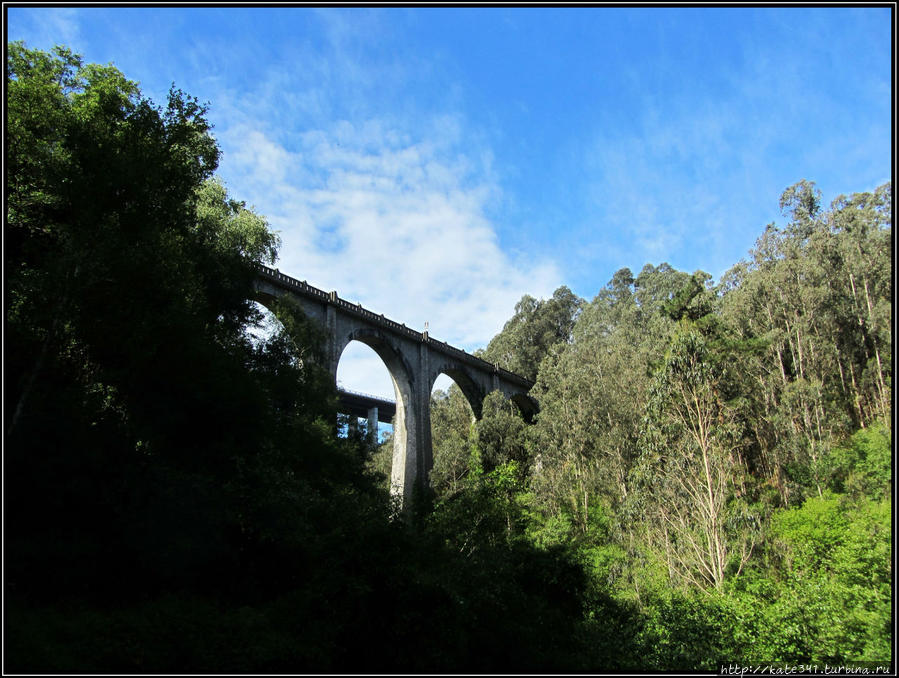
[253,264,537,507]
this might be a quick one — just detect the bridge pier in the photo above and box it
[416,342,433,494]
[388,374,414,506]
[366,407,378,445]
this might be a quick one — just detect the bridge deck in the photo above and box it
[256,264,534,391]
[337,389,396,423]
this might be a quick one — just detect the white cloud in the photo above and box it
[217,119,559,399]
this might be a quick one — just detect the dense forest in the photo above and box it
[5,44,892,673]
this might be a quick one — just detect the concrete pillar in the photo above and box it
[390,342,434,510]
[416,342,433,494]
[367,406,378,445]
[389,374,416,509]
[325,302,339,378]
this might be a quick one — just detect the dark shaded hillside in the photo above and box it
[4,42,631,674]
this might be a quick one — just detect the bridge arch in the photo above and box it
[249,289,328,363]
[335,327,414,392]
[428,360,485,421]
[510,392,539,424]
[252,286,278,312]
[428,357,538,424]
[246,297,286,342]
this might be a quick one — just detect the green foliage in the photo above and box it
[523,502,577,549]
[770,494,850,571]
[661,270,714,321]
[475,390,530,470]
[365,427,395,490]
[635,591,741,670]
[718,179,892,506]
[483,285,583,381]
[631,322,753,592]
[429,384,477,498]
[6,42,893,672]
[454,181,890,667]
[436,177,892,669]
[727,492,892,663]
[823,424,892,499]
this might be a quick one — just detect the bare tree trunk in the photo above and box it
[861,275,889,418]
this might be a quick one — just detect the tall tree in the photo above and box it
[5,40,294,604]
[482,286,583,381]
[630,324,752,592]
[429,384,478,498]
[526,264,692,533]
[6,42,279,445]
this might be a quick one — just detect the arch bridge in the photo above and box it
[253,265,537,506]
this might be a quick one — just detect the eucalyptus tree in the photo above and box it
[527,264,692,536]
[821,183,892,424]
[529,273,643,531]
[718,181,892,504]
[429,383,478,498]
[482,285,584,382]
[629,322,753,593]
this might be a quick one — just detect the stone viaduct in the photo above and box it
[253,264,537,506]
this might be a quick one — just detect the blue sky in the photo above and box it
[7,6,892,399]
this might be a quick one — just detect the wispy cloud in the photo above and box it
[8,7,83,51]
[568,8,891,290]
[583,103,741,281]
[217,112,558,398]
[187,11,562,398]
[223,120,560,398]
[11,7,559,398]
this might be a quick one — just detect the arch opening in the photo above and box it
[243,299,310,370]
[429,365,484,421]
[247,292,330,372]
[336,340,396,445]
[428,369,482,499]
[245,300,282,346]
[334,329,418,503]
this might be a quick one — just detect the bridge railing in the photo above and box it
[257,264,533,389]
